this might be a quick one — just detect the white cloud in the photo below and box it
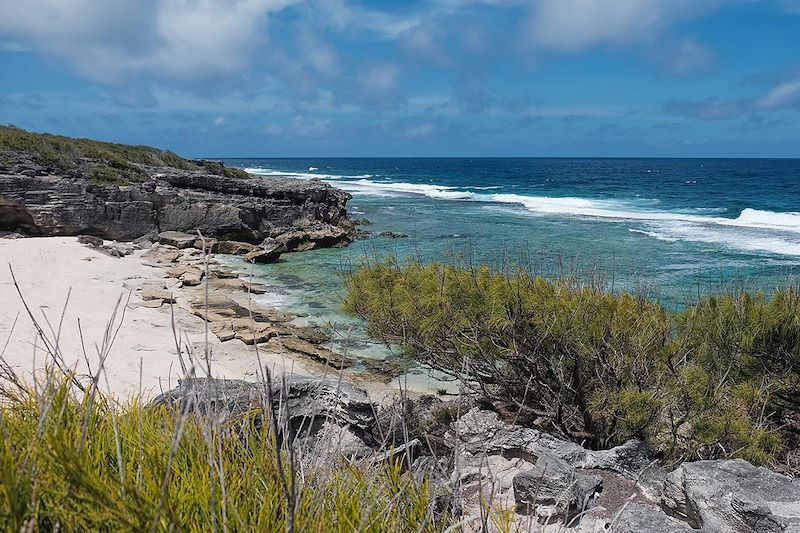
[655,38,716,75]
[756,79,800,109]
[289,116,332,137]
[0,0,298,84]
[314,0,419,39]
[357,65,399,95]
[213,116,226,126]
[524,0,721,52]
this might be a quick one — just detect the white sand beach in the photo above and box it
[0,237,314,399]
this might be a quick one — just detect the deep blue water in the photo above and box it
[219,158,800,379]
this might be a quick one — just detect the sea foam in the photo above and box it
[245,167,800,256]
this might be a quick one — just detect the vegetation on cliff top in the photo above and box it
[344,258,800,469]
[0,125,250,185]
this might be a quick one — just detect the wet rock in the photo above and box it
[275,324,331,344]
[273,224,351,251]
[240,280,269,294]
[280,338,352,369]
[379,231,409,239]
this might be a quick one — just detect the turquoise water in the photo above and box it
[221,158,800,371]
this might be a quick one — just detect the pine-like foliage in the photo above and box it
[344,258,800,466]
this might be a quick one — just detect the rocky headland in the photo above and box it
[0,126,354,260]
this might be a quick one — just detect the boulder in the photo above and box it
[662,459,800,532]
[77,235,104,247]
[149,376,376,435]
[243,240,287,263]
[158,231,197,249]
[610,502,692,533]
[273,224,351,251]
[513,453,602,520]
[217,240,259,255]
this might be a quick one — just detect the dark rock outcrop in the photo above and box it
[0,166,353,247]
[149,376,376,437]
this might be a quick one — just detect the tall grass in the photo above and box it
[0,255,441,532]
[0,376,439,531]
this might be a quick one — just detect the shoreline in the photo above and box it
[0,236,415,403]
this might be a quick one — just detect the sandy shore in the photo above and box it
[0,237,322,399]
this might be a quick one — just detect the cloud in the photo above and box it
[0,0,298,86]
[213,116,226,126]
[663,98,743,120]
[289,116,332,137]
[312,0,419,39]
[755,79,800,109]
[651,38,716,75]
[348,64,406,111]
[664,77,800,120]
[523,0,721,52]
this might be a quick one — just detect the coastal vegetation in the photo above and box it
[344,258,800,468]
[0,125,250,185]
[0,376,438,532]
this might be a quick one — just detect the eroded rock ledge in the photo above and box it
[0,165,354,247]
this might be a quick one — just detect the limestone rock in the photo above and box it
[78,235,104,247]
[513,453,602,520]
[610,502,692,533]
[158,231,197,249]
[217,241,259,255]
[1,164,353,246]
[149,376,376,434]
[243,240,286,263]
[662,459,800,532]
[141,286,177,303]
[280,338,352,369]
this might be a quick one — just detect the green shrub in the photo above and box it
[344,258,800,465]
[0,125,251,183]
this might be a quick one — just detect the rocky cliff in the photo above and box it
[0,127,354,248]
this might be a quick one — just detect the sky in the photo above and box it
[0,0,799,158]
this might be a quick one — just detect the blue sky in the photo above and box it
[0,0,799,157]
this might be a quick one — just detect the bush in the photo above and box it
[0,377,439,532]
[344,258,800,465]
[0,125,251,185]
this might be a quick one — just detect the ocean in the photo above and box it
[220,158,800,380]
